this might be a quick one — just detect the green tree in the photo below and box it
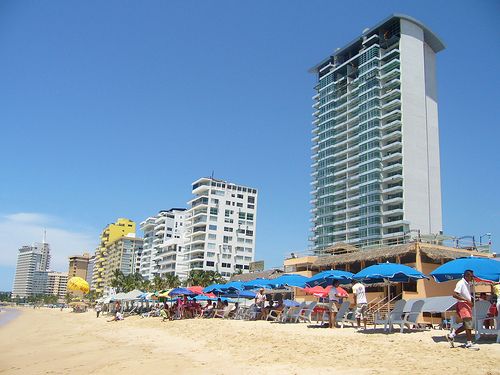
[65,292,74,304]
[186,270,225,287]
[110,270,126,292]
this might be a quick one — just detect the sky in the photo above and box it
[0,1,499,291]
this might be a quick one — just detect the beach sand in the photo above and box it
[0,308,499,375]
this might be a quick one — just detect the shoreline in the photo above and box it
[0,308,499,374]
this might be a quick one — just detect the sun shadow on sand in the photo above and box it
[431,334,499,346]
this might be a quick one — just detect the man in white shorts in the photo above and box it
[352,280,368,330]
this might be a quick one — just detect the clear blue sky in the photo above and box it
[1,1,499,291]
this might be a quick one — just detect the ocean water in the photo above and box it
[0,308,21,327]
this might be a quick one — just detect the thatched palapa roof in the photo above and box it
[313,243,415,268]
[229,269,283,282]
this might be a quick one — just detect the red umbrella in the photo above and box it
[302,285,349,298]
[187,286,204,294]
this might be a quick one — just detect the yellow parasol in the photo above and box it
[67,277,90,294]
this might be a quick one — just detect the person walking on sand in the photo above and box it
[95,303,102,318]
[328,280,343,328]
[352,280,368,330]
[446,270,479,350]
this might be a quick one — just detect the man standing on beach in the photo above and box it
[352,280,367,330]
[447,270,479,350]
[255,288,267,319]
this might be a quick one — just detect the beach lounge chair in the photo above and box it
[214,306,232,319]
[234,306,248,320]
[298,301,318,323]
[243,304,260,320]
[373,299,406,332]
[287,302,307,323]
[474,300,500,343]
[318,302,333,326]
[389,299,425,333]
[335,301,352,328]
[267,306,289,322]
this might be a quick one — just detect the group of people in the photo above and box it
[327,279,368,330]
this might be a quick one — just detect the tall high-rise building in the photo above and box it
[91,218,136,294]
[103,234,143,287]
[86,255,95,286]
[310,14,444,253]
[184,177,258,278]
[12,242,50,298]
[68,252,91,297]
[139,208,187,280]
[68,253,91,279]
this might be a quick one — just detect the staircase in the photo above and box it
[366,293,402,325]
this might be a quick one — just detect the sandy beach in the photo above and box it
[0,308,499,375]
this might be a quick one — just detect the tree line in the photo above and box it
[109,269,228,293]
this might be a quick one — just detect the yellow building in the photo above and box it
[91,218,136,294]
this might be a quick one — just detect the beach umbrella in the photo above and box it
[169,287,199,297]
[430,256,500,338]
[268,274,310,289]
[353,262,427,302]
[353,263,427,283]
[305,270,354,287]
[219,281,245,292]
[220,290,256,299]
[430,257,500,283]
[203,284,227,293]
[156,289,173,298]
[302,285,349,298]
[241,278,275,290]
[187,286,204,294]
[67,277,90,294]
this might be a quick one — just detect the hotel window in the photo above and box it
[208,225,217,231]
[206,261,215,267]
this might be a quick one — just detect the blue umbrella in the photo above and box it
[353,263,428,283]
[169,287,198,297]
[430,257,500,282]
[220,290,256,299]
[242,278,275,290]
[219,281,245,292]
[203,284,226,293]
[268,274,311,288]
[305,270,354,287]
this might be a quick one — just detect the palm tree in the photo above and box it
[186,270,225,287]
[164,274,181,288]
[110,269,126,292]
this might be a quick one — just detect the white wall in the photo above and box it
[400,19,442,235]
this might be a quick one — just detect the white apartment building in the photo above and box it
[139,208,186,280]
[184,177,258,278]
[310,14,444,253]
[46,272,68,299]
[12,242,50,298]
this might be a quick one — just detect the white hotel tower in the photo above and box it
[139,208,187,280]
[184,177,258,278]
[310,14,444,253]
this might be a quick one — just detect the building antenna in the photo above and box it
[43,228,47,244]
[211,170,215,179]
